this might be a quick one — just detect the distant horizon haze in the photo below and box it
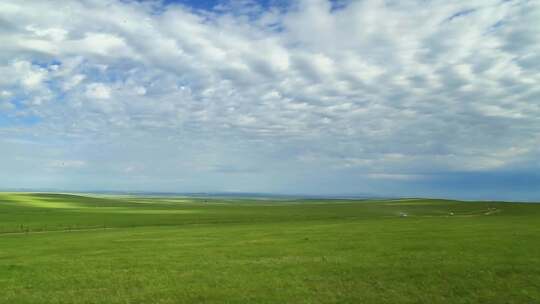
[1,0,539,200]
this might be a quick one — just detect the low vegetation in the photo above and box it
[1,193,539,303]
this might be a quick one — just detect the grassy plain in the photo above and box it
[1,193,539,303]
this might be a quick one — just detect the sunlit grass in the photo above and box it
[1,193,539,303]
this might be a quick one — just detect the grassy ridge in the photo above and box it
[1,193,539,303]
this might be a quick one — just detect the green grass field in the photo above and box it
[1,193,539,303]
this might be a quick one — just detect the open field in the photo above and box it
[1,193,540,303]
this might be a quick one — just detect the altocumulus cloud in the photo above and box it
[0,0,539,200]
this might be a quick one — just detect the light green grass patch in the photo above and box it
[79,207,200,214]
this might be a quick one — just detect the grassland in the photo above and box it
[1,193,539,303]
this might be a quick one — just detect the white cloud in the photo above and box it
[13,60,47,90]
[67,32,133,57]
[48,160,87,169]
[0,90,12,98]
[85,83,111,100]
[0,0,539,197]
[134,86,146,96]
[366,173,426,181]
[25,25,67,42]
[62,74,86,91]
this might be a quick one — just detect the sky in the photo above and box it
[0,0,539,200]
